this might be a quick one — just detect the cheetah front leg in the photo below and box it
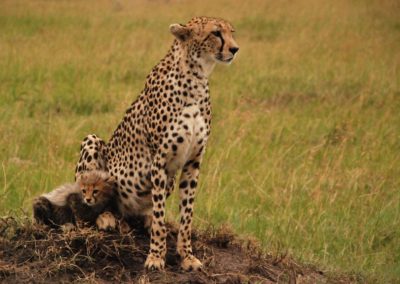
[177,158,203,271]
[144,154,168,271]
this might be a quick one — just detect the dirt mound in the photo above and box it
[0,217,353,283]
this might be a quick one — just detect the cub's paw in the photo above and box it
[181,255,203,271]
[144,253,165,271]
[96,211,116,231]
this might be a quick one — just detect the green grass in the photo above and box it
[1,0,399,282]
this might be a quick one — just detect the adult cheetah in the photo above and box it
[75,17,239,271]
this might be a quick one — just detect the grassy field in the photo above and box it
[0,0,399,282]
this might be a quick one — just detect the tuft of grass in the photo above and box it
[0,0,399,282]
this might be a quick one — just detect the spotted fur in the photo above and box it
[74,17,239,271]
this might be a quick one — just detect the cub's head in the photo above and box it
[170,17,239,64]
[77,170,116,206]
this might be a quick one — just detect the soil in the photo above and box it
[0,217,357,283]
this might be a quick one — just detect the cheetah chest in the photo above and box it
[166,104,207,175]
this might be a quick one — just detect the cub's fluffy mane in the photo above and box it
[77,170,113,186]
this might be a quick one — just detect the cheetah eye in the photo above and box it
[211,30,222,37]
[93,189,99,195]
[82,189,86,194]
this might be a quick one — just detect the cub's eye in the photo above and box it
[212,30,222,37]
[82,189,86,194]
[93,189,99,195]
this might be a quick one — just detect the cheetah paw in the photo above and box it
[144,253,165,271]
[181,255,203,271]
[96,211,116,231]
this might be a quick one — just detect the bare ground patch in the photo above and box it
[0,217,356,283]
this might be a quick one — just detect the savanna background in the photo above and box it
[0,0,399,282]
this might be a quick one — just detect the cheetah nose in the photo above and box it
[229,47,239,55]
[85,198,92,203]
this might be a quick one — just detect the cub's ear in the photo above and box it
[169,23,192,41]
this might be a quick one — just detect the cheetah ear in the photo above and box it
[169,23,192,41]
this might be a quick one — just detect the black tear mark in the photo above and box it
[218,33,225,52]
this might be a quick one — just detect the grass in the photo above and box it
[0,0,399,282]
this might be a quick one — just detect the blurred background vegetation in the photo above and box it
[0,0,399,282]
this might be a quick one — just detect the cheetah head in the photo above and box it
[170,17,239,65]
[77,170,116,206]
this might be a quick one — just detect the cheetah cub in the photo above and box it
[33,170,118,231]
